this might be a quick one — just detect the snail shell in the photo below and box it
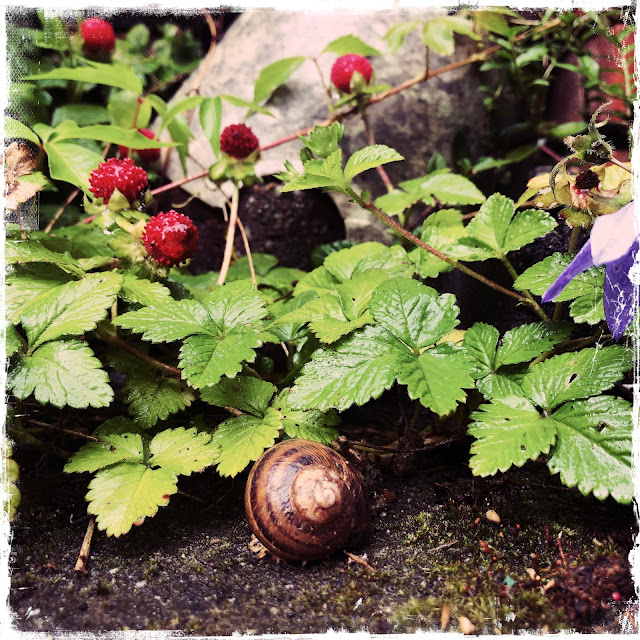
[244,439,371,561]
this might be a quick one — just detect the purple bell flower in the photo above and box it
[542,201,639,340]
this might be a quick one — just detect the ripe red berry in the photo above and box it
[330,54,373,93]
[612,591,621,602]
[220,124,260,160]
[142,210,199,267]
[119,129,161,164]
[80,17,116,54]
[89,157,148,206]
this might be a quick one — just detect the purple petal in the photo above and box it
[604,238,639,340]
[541,240,594,303]
[591,201,637,265]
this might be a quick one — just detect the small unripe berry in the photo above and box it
[89,157,148,206]
[220,124,260,160]
[330,54,373,93]
[119,129,161,164]
[142,210,199,267]
[81,17,116,54]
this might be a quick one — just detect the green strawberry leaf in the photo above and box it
[253,56,307,106]
[548,396,633,503]
[179,327,261,389]
[299,123,345,159]
[370,278,459,352]
[294,266,341,297]
[322,34,381,57]
[405,172,486,206]
[65,433,144,473]
[463,322,499,377]
[396,343,475,415]
[374,189,421,216]
[213,409,282,477]
[119,273,173,307]
[20,272,123,349]
[5,323,22,357]
[86,463,177,537]
[5,265,73,322]
[384,20,421,53]
[287,324,398,411]
[469,396,558,476]
[495,322,572,368]
[344,145,404,182]
[324,242,413,282]
[6,237,85,276]
[148,427,219,476]
[273,392,341,443]
[200,376,277,417]
[44,139,104,194]
[466,194,556,256]
[8,339,113,408]
[521,346,633,411]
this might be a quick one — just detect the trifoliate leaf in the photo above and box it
[324,242,413,282]
[86,463,177,537]
[522,346,632,411]
[179,328,261,389]
[200,376,276,417]
[201,279,267,328]
[548,396,633,503]
[396,343,475,415]
[344,145,404,182]
[114,298,209,342]
[287,324,398,411]
[6,237,85,276]
[213,410,282,477]
[120,273,172,307]
[20,273,123,349]
[469,396,558,476]
[476,372,525,400]
[65,433,144,473]
[494,322,572,367]
[409,210,491,278]
[466,194,556,256]
[8,339,113,408]
[5,264,73,322]
[514,253,605,325]
[148,427,219,476]
[463,322,499,377]
[370,278,459,352]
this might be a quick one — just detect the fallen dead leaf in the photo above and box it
[248,534,267,559]
[440,603,451,630]
[458,615,476,634]
[2,141,40,211]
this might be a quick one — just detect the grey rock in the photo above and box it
[162,10,487,242]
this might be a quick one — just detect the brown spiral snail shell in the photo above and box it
[244,439,371,561]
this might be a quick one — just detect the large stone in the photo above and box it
[163,10,487,242]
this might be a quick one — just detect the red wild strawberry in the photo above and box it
[220,124,260,159]
[142,210,199,267]
[330,54,373,93]
[80,17,116,54]
[119,129,161,164]
[89,157,148,206]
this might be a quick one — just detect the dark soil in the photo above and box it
[9,441,637,635]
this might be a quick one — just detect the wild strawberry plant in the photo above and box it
[3,9,636,538]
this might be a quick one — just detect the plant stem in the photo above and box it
[100,329,182,378]
[44,188,80,233]
[217,182,240,286]
[607,156,633,174]
[360,104,393,193]
[150,169,209,197]
[553,226,581,320]
[499,255,548,321]
[347,188,532,305]
[312,57,334,114]
[529,329,603,367]
[236,215,258,288]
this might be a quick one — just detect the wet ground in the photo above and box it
[8,443,638,635]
